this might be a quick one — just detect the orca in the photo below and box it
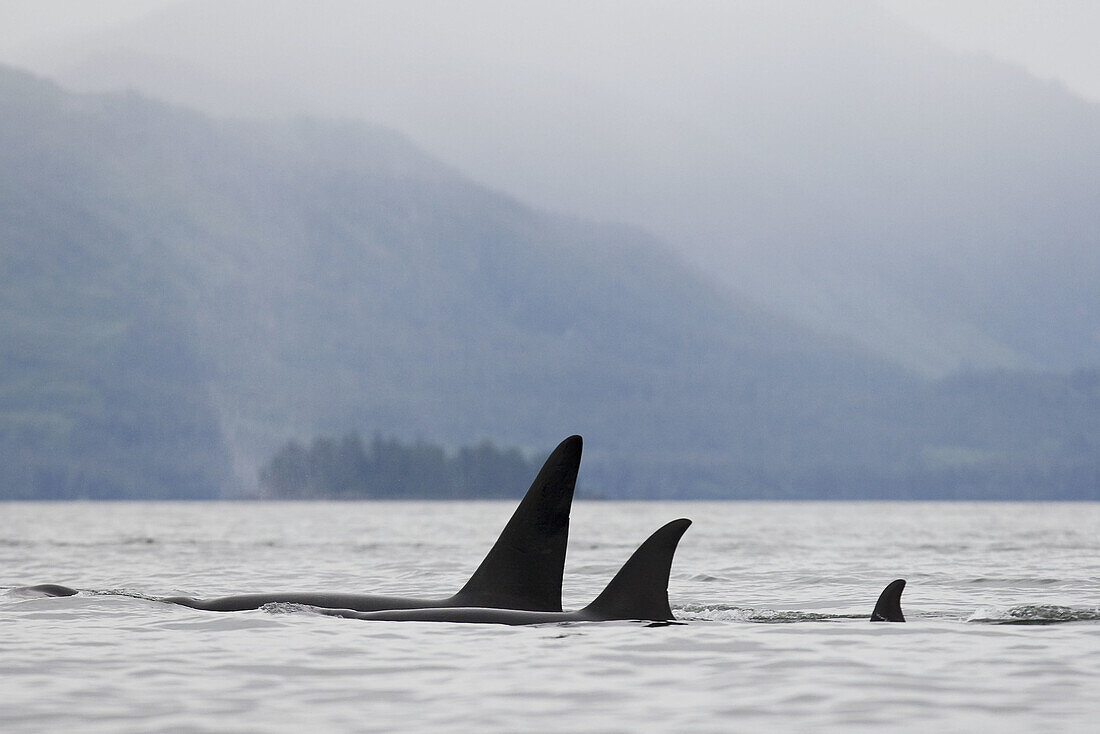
[870,578,906,622]
[8,584,79,597]
[307,518,691,625]
[161,435,582,613]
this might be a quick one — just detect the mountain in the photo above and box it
[1,65,1098,500]
[18,0,1099,376]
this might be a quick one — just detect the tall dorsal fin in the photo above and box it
[584,518,691,621]
[451,435,582,611]
[870,579,906,622]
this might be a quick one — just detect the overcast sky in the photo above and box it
[3,0,1099,101]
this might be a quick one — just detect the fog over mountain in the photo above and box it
[11,0,1100,375]
[3,66,1099,500]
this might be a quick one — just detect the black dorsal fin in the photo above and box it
[451,435,582,611]
[870,579,906,622]
[584,518,692,621]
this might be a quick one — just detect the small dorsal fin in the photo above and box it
[870,579,906,622]
[451,435,582,611]
[584,518,691,621]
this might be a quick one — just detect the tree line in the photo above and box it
[258,433,542,499]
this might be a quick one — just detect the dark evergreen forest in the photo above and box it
[259,434,540,499]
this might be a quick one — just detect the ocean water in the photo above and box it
[2,501,1099,733]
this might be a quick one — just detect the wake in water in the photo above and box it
[967,605,1100,625]
[678,606,1100,625]
[674,580,909,624]
[677,605,853,623]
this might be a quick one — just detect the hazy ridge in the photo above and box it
[2,66,1098,499]
[20,0,1100,376]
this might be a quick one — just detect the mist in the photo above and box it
[5,0,1098,375]
[1,2,1099,498]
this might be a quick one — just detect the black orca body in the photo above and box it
[162,435,582,613]
[870,579,906,622]
[311,518,691,625]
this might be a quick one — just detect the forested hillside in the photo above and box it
[2,66,1098,499]
[34,0,1100,376]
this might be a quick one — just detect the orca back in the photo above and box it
[450,435,581,611]
[870,579,906,622]
[583,518,691,621]
[11,584,79,597]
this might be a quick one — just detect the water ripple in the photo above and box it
[967,605,1100,625]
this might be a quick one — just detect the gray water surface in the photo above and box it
[3,501,1099,732]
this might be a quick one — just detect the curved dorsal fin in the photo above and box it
[451,435,582,611]
[584,518,691,621]
[870,579,906,622]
